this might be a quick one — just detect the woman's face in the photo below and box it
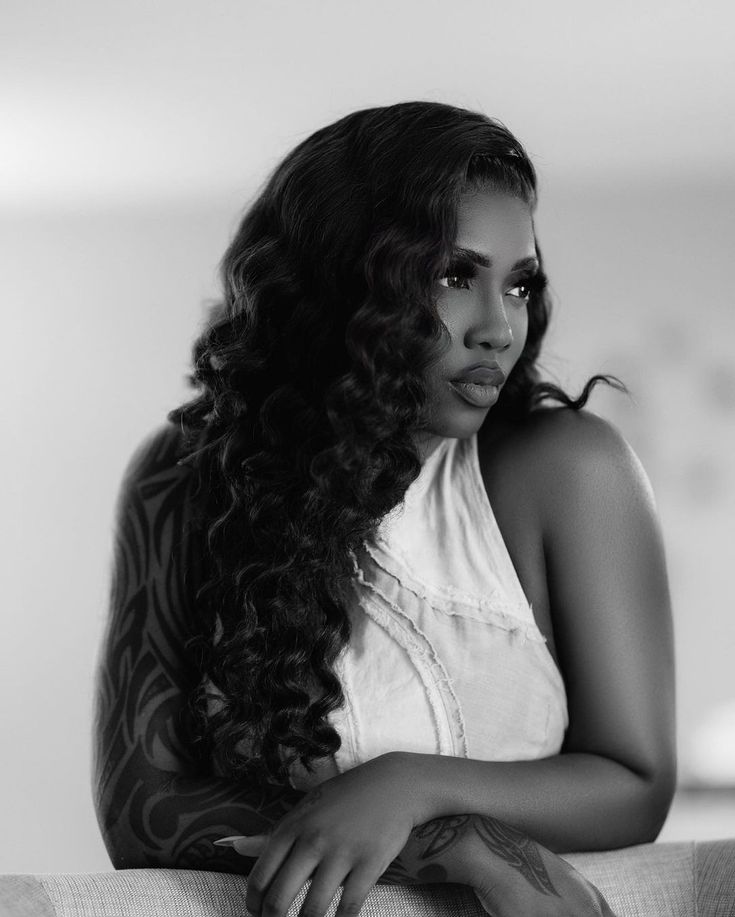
[416,189,538,459]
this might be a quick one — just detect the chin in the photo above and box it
[427,407,490,441]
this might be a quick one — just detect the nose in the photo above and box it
[466,293,513,352]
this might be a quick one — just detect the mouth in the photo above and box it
[453,366,506,386]
[448,379,501,409]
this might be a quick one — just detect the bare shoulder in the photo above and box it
[110,422,206,641]
[500,404,637,466]
[115,422,204,532]
[483,406,655,526]
[119,422,191,494]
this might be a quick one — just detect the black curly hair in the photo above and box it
[168,100,623,787]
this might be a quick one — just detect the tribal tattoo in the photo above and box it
[472,815,559,897]
[414,815,472,857]
[93,426,301,872]
[380,813,558,897]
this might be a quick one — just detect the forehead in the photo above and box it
[455,191,535,255]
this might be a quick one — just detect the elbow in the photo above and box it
[94,784,164,871]
[631,756,677,845]
[647,776,678,844]
[107,848,153,871]
[97,814,160,871]
[100,831,151,871]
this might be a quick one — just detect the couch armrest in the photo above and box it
[2,840,734,917]
[564,839,735,916]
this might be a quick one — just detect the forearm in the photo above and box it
[392,750,674,853]
[97,771,303,872]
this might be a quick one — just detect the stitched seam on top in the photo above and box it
[360,575,567,759]
[370,535,511,609]
[359,545,569,730]
[366,538,530,616]
[28,877,59,917]
[353,561,469,758]
[692,841,698,917]
[333,648,360,769]
[364,540,545,641]
[351,552,451,754]
[350,550,569,759]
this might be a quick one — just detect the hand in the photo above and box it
[230,752,423,917]
[464,816,618,917]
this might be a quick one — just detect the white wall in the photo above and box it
[2,0,734,874]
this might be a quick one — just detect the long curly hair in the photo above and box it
[169,100,623,786]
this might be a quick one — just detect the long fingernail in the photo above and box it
[213,837,241,847]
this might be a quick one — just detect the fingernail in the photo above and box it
[213,836,245,847]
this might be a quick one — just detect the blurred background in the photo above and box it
[2,0,734,873]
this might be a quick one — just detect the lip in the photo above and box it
[451,363,506,386]
[448,379,501,409]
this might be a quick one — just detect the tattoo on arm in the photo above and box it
[93,428,301,872]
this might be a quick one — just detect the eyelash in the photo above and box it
[438,264,547,300]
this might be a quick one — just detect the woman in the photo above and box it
[93,101,676,917]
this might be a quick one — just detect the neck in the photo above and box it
[413,433,446,463]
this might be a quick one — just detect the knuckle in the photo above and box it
[299,889,339,917]
[299,829,330,855]
[299,907,329,917]
[262,892,289,917]
[269,820,291,840]
[246,870,266,896]
[247,863,264,883]
[336,900,364,916]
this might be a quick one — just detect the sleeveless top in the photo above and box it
[287,432,568,790]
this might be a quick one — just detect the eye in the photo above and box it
[438,273,471,290]
[506,282,533,301]
[437,260,475,290]
[506,271,546,302]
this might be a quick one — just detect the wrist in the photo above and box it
[399,814,485,888]
[379,751,434,827]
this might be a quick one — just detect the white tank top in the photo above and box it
[288,432,568,790]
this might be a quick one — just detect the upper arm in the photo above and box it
[93,424,209,831]
[538,410,676,794]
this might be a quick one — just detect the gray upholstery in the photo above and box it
[2,840,734,917]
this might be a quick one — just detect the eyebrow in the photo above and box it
[453,248,539,272]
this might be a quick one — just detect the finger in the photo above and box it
[252,840,323,917]
[473,886,501,916]
[245,832,299,916]
[334,865,379,917]
[296,858,349,917]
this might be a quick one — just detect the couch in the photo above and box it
[2,839,735,917]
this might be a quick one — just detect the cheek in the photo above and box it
[435,306,458,341]
[511,308,529,354]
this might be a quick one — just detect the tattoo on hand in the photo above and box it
[379,857,418,886]
[415,815,472,858]
[473,816,559,898]
[380,856,447,886]
[401,813,558,898]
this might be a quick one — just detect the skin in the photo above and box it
[415,190,534,459]
[93,191,674,917]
